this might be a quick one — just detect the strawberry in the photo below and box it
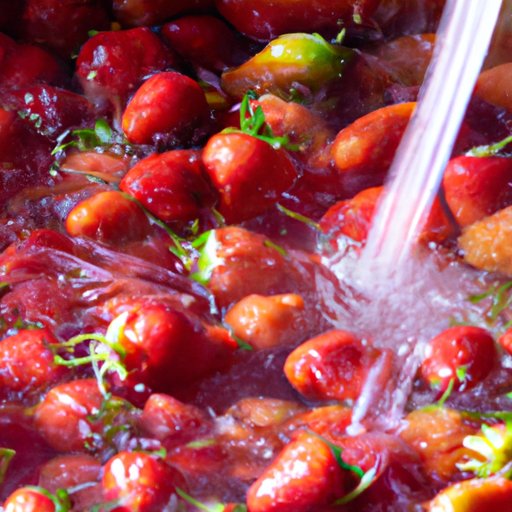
[122,72,210,146]
[140,393,210,442]
[65,190,151,245]
[5,85,94,139]
[399,407,478,481]
[331,102,416,176]
[161,15,245,72]
[425,476,512,512]
[3,487,59,512]
[0,37,66,91]
[443,155,512,228]
[38,454,102,494]
[76,28,176,108]
[112,0,214,27]
[420,326,497,394]
[21,0,110,57]
[320,186,454,248]
[476,62,512,112]
[102,451,185,512]
[195,227,300,309]
[458,205,512,275]
[284,330,392,402]
[202,132,296,223]
[216,0,380,40]
[104,299,236,390]
[34,378,107,452]
[224,293,306,350]
[246,430,347,512]
[119,150,216,223]
[498,328,512,355]
[0,328,65,399]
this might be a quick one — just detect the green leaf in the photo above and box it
[436,378,455,407]
[230,91,299,151]
[276,203,321,231]
[456,365,468,383]
[310,432,364,478]
[334,466,377,505]
[176,488,225,512]
[95,118,112,144]
[466,134,512,157]
[0,448,15,484]
[190,230,221,286]
[263,239,288,257]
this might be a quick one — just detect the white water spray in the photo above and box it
[326,0,503,430]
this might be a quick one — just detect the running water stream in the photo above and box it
[323,0,504,430]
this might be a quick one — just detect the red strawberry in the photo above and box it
[3,487,57,512]
[21,0,110,57]
[443,155,512,228]
[104,299,236,390]
[140,393,210,442]
[5,85,94,138]
[76,28,176,107]
[320,186,454,248]
[198,227,300,309]
[246,430,347,512]
[120,150,216,223]
[0,39,66,92]
[0,328,65,399]
[112,0,214,27]
[122,72,210,146]
[420,326,497,394]
[331,102,415,177]
[161,15,245,72]
[284,330,392,402]
[34,378,106,452]
[102,451,185,512]
[216,0,379,40]
[65,190,151,245]
[224,293,306,350]
[202,132,296,223]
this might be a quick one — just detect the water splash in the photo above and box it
[324,0,503,430]
[360,0,503,275]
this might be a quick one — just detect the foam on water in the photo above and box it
[324,0,504,430]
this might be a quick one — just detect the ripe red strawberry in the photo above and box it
[122,72,210,146]
[65,190,151,245]
[0,38,66,92]
[331,102,415,177]
[216,0,380,40]
[76,28,176,107]
[320,186,454,248]
[120,150,216,223]
[161,15,245,72]
[202,132,296,223]
[112,0,214,27]
[246,430,347,512]
[443,155,512,228]
[197,227,301,309]
[140,393,210,442]
[284,330,392,402]
[5,85,94,138]
[104,299,236,390]
[21,0,110,57]
[224,293,306,350]
[102,451,185,512]
[3,487,58,512]
[420,326,497,394]
[0,328,65,399]
[34,378,106,452]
